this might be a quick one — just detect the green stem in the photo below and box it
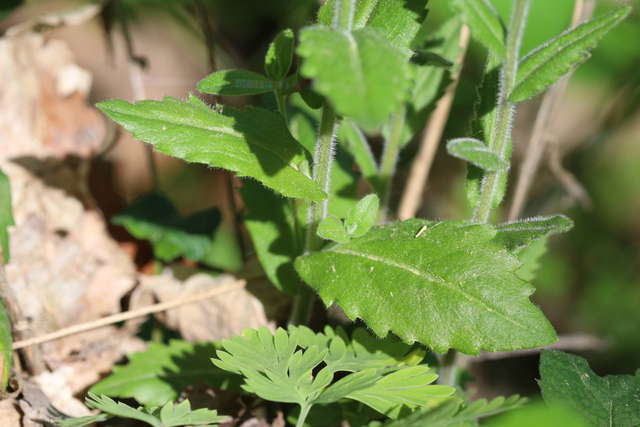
[296,402,313,427]
[378,105,406,223]
[290,102,338,326]
[334,0,356,31]
[473,0,529,223]
[274,87,288,121]
[438,350,459,387]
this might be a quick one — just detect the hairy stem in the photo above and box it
[473,0,530,223]
[378,105,406,223]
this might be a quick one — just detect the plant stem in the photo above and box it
[296,402,313,427]
[438,350,459,388]
[275,87,288,121]
[378,105,406,223]
[472,0,530,223]
[290,102,338,326]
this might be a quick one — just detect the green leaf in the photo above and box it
[0,298,13,390]
[447,138,509,172]
[345,194,379,238]
[97,95,326,202]
[0,167,15,263]
[265,28,295,81]
[483,399,589,427]
[449,0,506,59]
[515,238,548,282]
[338,120,383,194]
[85,393,160,426]
[90,340,242,407]
[402,17,463,146]
[317,215,351,244]
[493,215,574,251]
[317,0,429,58]
[295,219,557,355]
[298,27,408,133]
[510,5,631,103]
[381,395,528,426]
[55,413,113,427]
[158,399,227,427]
[197,70,274,96]
[240,180,300,294]
[539,350,640,427]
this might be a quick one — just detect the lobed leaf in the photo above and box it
[345,194,379,238]
[510,5,631,103]
[317,0,429,58]
[298,27,409,133]
[265,28,295,81]
[449,0,506,59]
[539,350,640,427]
[197,70,274,96]
[447,138,509,172]
[85,393,160,426]
[493,215,574,251]
[97,95,326,202]
[317,215,350,244]
[295,219,557,355]
[90,340,242,407]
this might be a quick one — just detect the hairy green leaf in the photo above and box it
[0,167,14,263]
[265,28,294,81]
[317,0,429,58]
[539,350,640,427]
[295,219,557,354]
[0,298,13,390]
[197,70,274,96]
[493,215,574,251]
[240,180,300,294]
[318,215,350,244]
[298,27,408,133]
[97,95,326,202]
[345,194,379,238]
[449,0,506,59]
[510,6,631,103]
[90,340,242,407]
[447,138,509,172]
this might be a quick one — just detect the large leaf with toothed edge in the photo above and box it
[97,95,326,202]
[295,219,557,355]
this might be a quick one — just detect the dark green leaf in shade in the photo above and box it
[265,28,295,81]
[510,6,631,103]
[0,167,15,263]
[345,194,379,238]
[493,215,573,251]
[317,215,350,244]
[90,340,243,407]
[539,350,640,427]
[515,238,548,282]
[240,180,300,294]
[402,17,463,146]
[411,51,455,68]
[467,52,500,208]
[0,298,13,390]
[197,70,274,96]
[317,0,429,58]
[295,219,557,355]
[200,225,243,272]
[447,138,509,172]
[298,27,409,133]
[449,0,506,59]
[380,394,528,426]
[97,95,326,202]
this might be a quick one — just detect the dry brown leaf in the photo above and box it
[130,272,273,341]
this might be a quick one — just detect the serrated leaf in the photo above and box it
[345,194,379,238]
[298,27,408,133]
[515,238,548,282]
[265,28,294,81]
[449,0,506,59]
[317,215,350,244]
[0,167,14,263]
[539,350,640,427]
[90,340,242,407]
[197,70,274,96]
[0,298,13,390]
[240,180,300,294]
[510,6,631,103]
[317,0,429,58]
[295,219,557,355]
[381,394,528,426]
[447,138,509,172]
[493,215,573,251]
[97,95,326,202]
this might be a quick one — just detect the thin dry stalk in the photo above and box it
[507,0,595,221]
[12,279,247,350]
[397,25,470,220]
